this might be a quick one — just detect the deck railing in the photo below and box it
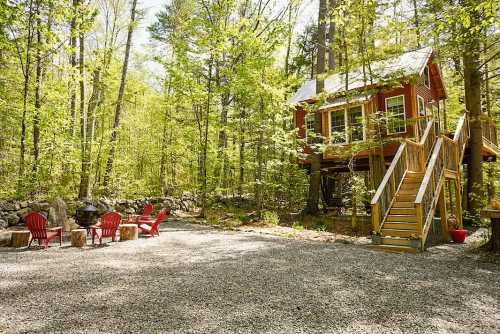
[482,117,498,148]
[453,114,469,163]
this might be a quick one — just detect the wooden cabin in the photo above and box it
[290,47,448,171]
[289,47,499,253]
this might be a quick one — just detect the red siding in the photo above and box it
[376,83,415,137]
[295,108,306,138]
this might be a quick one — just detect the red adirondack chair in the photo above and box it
[138,208,168,237]
[131,204,154,224]
[91,212,122,245]
[25,212,63,250]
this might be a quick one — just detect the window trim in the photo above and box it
[385,94,407,135]
[328,108,348,144]
[423,66,431,89]
[304,113,315,143]
[417,95,425,117]
[327,104,365,145]
[347,105,365,143]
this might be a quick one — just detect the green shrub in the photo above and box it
[292,222,304,231]
[262,211,279,226]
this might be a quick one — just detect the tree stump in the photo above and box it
[71,229,87,248]
[11,231,31,248]
[120,224,138,241]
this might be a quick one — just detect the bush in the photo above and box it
[262,211,279,226]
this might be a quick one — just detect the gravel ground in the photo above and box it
[0,219,499,334]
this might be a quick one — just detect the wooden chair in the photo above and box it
[91,212,122,245]
[128,204,154,224]
[138,208,168,237]
[25,212,63,250]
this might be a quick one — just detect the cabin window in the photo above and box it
[417,95,425,117]
[386,95,406,134]
[330,111,346,144]
[305,113,315,144]
[423,66,430,88]
[348,106,364,142]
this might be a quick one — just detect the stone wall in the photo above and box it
[0,194,197,230]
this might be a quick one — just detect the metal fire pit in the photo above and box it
[75,204,99,232]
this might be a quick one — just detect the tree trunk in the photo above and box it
[199,60,213,218]
[78,69,101,199]
[103,0,138,194]
[18,0,35,184]
[412,0,421,48]
[69,0,78,137]
[238,107,246,196]
[328,0,336,71]
[463,36,483,219]
[32,0,42,177]
[304,0,327,215]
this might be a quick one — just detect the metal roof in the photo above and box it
[289,47,433,105]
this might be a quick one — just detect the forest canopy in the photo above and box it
[0,0,497,215]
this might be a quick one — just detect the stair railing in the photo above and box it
[453,114,469,163]
[371,118,437,234]
[414,138,445,248]
[371,142,408,233]
[481,117,498,149]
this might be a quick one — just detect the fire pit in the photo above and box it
[75,204,99,232]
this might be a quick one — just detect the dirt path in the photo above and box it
[0,220,498,333]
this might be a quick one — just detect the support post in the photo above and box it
[437,186,449,241]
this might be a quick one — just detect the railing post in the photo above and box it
[372,203,380,234]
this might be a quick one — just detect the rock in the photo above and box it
[6,213,20,227]
[0,202,16,211]
[19,201,28,209]
[32,202,50,212]
[0,219,7,229]
[48,198,67,228]
[16,208,30,218]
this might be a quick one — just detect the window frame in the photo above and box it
[423,65,431,89]
[305,113,316,144]
[347,105,365,143]
[417,95,425,117]
[385,94,407,135]
[328,109,348,144]
[327,104,365,145]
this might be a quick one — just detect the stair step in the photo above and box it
[381,229,419,238]
[396,194,417,201]
[383,222,417,230]
[399,183,420,190]
[405,172,424,178]
[371,244,419,254]
[389,208,415,215]
[386,215,417,222]
[392,201,415,208]
[380,237,412,246]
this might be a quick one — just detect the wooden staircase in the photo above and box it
[370,112,497,253]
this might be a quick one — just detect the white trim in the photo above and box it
[347,104,365,143]
[327,104,366,144]
[304,113,315,143]
[417,95,425,116]
[385,94,406,135]
[328,108,347,144]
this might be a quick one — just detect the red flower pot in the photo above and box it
[449,229,467,243]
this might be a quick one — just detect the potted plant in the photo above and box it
[448,215,467,244]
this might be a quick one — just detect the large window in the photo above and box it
[348,106,364,142]
[305,113,315,144]
[330,111,346,144]
[386,95,406,134]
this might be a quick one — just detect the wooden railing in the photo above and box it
[371,143,408,233]
[453,114,469,163]
[415,138,445,246]
[482,117,498,148]
[371,118,437,233]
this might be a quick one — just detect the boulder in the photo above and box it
[6,213,20,226]
[0,219,7,229]
[0,202,16,211]
[48,198,67,228]
[32,202,50,212]
[16,208,30,218]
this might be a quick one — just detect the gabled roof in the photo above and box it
[289,47,434,105]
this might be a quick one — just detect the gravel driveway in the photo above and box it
[0,220,499,334]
